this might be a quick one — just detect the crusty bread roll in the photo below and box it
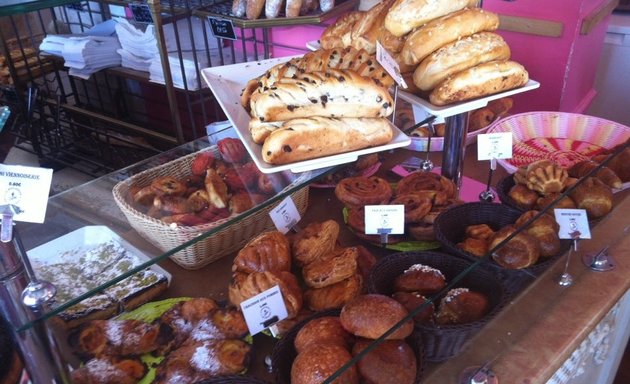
[286,0,304,17]
[249,69,394,122]
[352,338,417,384]
[384,0,470,37]
[265,0,284,18]
[232,0,247,17]
[320,11,363,50]
[340,294,413,340]
[413,32,510,91]
[294,316,354,354]
[246,0,265,19]
[429,60,529,106]
[261,117,394,165]
[400,7,499,66]
[291,343,359,384]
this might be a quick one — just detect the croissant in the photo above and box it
[568,160,622,189]
[291,220,339,266]
[304,274,363,311]
[228,271,303,318]
[232,231,291,274]
[302,246,358,288]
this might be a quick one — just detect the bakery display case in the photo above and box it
[2,1,630,383]
[1,121,629,383]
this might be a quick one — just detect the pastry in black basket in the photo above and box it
[488,225,540,269]
[351,338,417,384]
[393,263,446,296]
[435,288,490,325]
[569,177,613,219]
[507,183,538,210]
[291,343,359,384]
[524,159,568,195]
[340,294,413,340]
[515,210,561,258]
[465,224,495,240]
[392,291,435,325]
[294,316,354,354]
[535,192,576,211]
[457,237,489,258]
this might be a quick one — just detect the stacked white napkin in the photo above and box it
[114,18,157,72]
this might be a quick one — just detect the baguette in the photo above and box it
[429,60,529,106]
[384,0,470,37]
[250,69,394,122]
[400,7,500,66]
[261,117,394,164]
[413,32,510,91]
[246,0,265,19]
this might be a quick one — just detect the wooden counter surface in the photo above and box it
[160,145,630,383]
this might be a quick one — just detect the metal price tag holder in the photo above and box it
[0,204,70,383]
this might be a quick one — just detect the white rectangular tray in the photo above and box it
[201,57,411,174]
[398,79,540,117]
[28,225,171,283]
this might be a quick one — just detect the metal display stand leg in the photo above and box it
[441,112,470,192]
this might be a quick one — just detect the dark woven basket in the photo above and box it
[434,202,569,295]
[271,309,426,384]
[367,251,506,362]
[195,375,271,384]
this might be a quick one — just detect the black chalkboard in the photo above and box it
[208,17,237,41]
[130,3,153,24]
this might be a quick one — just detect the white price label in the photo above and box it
[364,205,405,235]
[0,164,52,223]
[239,285,288,336]
[554,208,591,239]
[477,132,513,161]
[375,42,407,89]
[270,195,301,234]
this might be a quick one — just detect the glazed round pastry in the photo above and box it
[457,237,489,258]
[291,343,359,384]
[335,176,393,209]
[340,294,413,340]
[294,316,354,354]
[393,263,446,295]
[392,291,434,326]
[465,223,495,240]
[435,288,490,325]
[507,184,539,210]
[390,194,433,223]
[352,338,417,384]
[569,177,613,219]
[489,225,540,269]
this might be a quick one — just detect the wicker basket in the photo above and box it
[367,251,506,362]
[271,309,426,384]
[112,147,310,270]
[495,174,525,212]
[434,202,569,294]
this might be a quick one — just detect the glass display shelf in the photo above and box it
[11,127,335,332]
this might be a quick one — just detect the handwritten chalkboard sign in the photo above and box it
[208,17,237,41]
[130,3,153,24]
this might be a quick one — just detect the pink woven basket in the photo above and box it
[486,112,630,173]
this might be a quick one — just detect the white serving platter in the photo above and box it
[398,79,540,117]
[28,225,171,283]
[201,57,411,174]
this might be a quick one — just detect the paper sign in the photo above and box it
[240,285,288,336]
[554,208,591,239]
[375,42,408,88]
[208,17,237,41]
[0,164,52,223]
[364,205,405,235]
[477,132,513,161]
[270,195,301,234]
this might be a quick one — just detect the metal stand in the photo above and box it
[441,112,470,192]
[0,207,70,384]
